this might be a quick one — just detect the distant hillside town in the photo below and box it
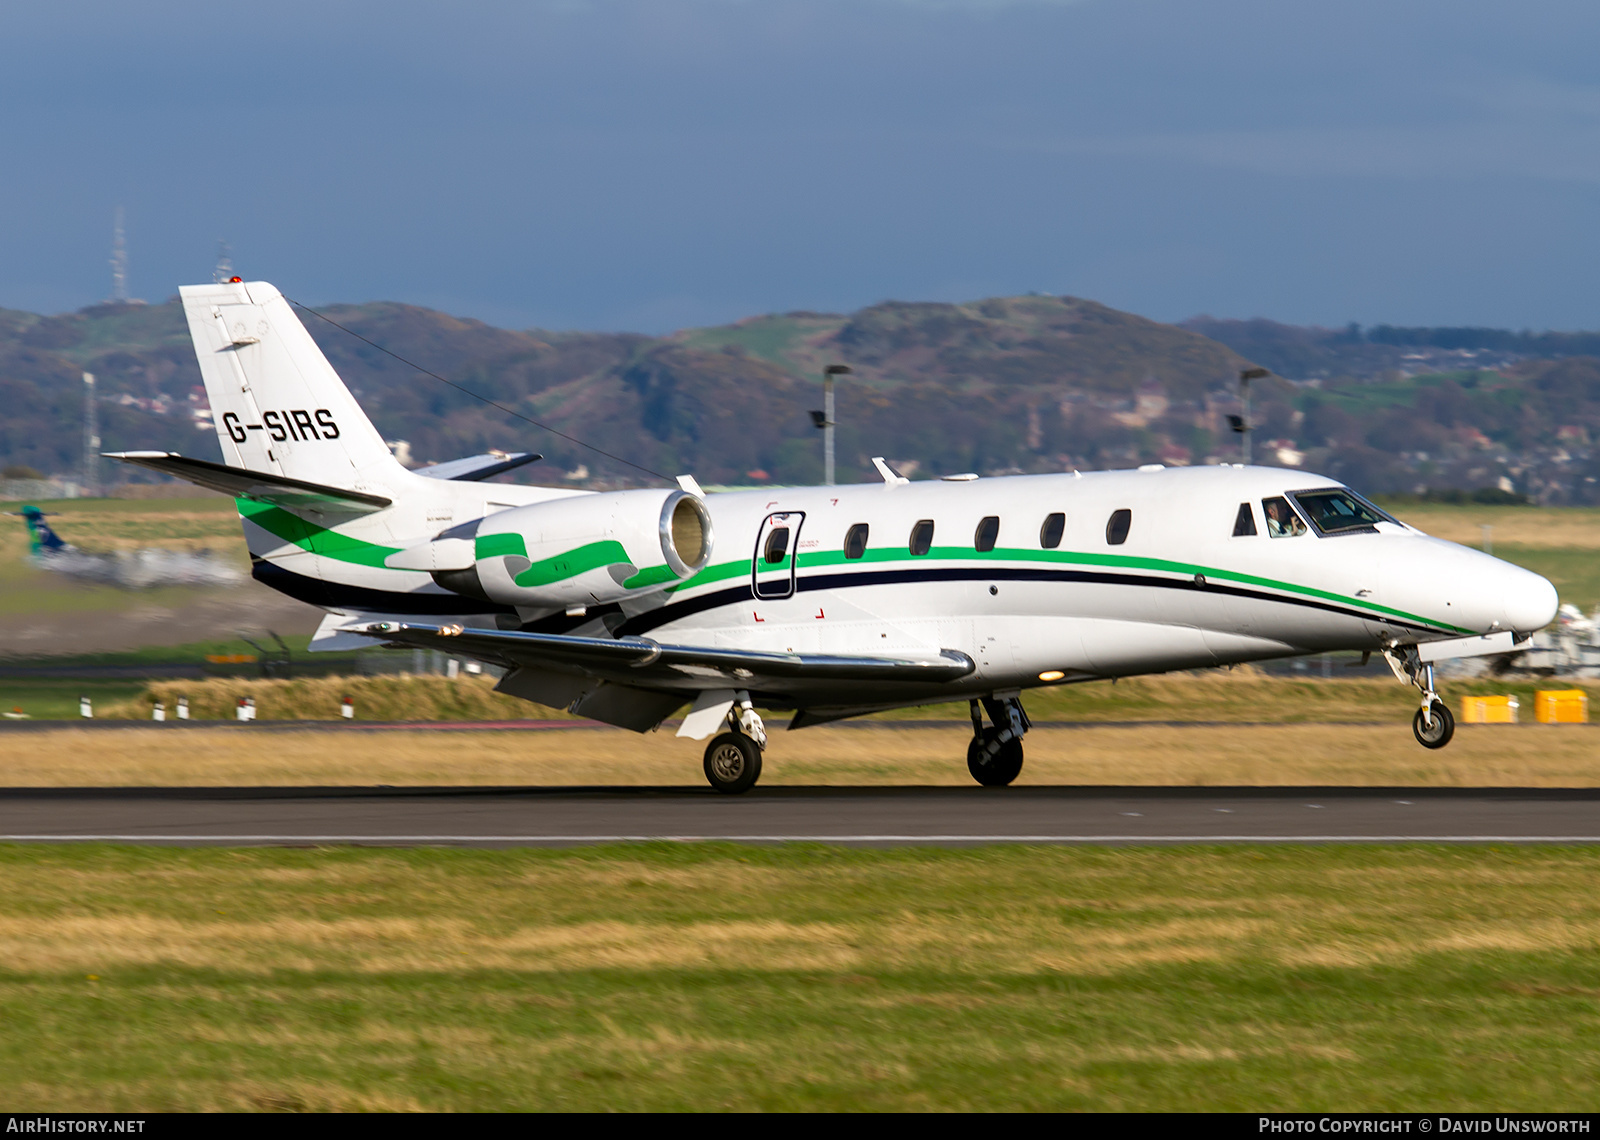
[3,293,1600,504]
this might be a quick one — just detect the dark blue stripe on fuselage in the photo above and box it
[253,558,1431,638]
[250,559,517,616]
[616,564,1433,637]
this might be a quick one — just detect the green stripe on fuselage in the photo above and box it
[665,544,1468,635]
[236,499,402,568]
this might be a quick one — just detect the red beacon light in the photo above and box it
[229,276,242,283]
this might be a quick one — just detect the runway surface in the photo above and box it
[2,785,1599,845]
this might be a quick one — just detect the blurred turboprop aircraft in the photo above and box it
[9,504,243,589]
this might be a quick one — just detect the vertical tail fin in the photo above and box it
[179,281,408,490]
[20,506,67,555]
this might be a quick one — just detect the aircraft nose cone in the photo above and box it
[1502,563,1558,634]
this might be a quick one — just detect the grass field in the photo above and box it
[0,496,246,618]
[4,720,1599,787]
[2,843,1598,1110]
[68,669,1600,727]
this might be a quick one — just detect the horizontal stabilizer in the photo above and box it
[105,452,392,513]
[415,452,542,482]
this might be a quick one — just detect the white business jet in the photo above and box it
[108,281,1558,792]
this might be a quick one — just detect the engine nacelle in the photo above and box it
[429,489,713,610]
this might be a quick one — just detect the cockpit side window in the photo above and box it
[1261,496,1308,538]
[1232,502,1257,537]
[1289,488,1394,536]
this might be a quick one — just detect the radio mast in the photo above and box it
[82,373,100,497]
[109,207,129,304]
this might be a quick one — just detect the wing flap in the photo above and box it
[104,452,392,513]
[352,621,975,690]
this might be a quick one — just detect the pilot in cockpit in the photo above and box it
[1263,496,1307,538]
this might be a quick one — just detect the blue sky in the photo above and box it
[3,0,1598,332]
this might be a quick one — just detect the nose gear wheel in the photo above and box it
[1412,699,1455,749]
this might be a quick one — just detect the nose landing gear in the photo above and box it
[1413,699,1455,749]
[967,694,1029,786]
[1385,647,1456,750]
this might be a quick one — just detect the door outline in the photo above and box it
[753,511,805,599]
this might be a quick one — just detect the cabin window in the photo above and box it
[763,526,791,564]
[1261,496,1308,538]
[1232,502,1257,537]
[974,516,1000,552]
[909,519,935,556]
[844,523,869,560]
[1040,512,1065,549]
[1106,508,1132,545]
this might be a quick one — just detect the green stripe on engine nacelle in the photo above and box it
[475,531,650,589]
[474,532,527,561]
[511,539,633,588]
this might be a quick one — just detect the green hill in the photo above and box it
[0,293,1258,487]
[6,291,1600,501]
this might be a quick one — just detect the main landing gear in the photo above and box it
[967,694,1030,786]
[1384,647,1456,750]
[703,693,768,794]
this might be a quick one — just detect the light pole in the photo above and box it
[1237,367,1269,464]
[813,365,851,486]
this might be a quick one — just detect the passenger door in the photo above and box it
[753,511,804,599]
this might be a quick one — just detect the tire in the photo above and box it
[966,727,1024,787]
[703,732,763,794]
[1412,700,1455,750]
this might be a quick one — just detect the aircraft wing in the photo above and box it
[104,452,392,513]
[350,620,975,692]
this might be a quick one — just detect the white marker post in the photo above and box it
[79,696,92,719]
[152,702,165,722]
[341,696,354,719]
[177,696,189,720]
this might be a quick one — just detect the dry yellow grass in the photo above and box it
[100,673,568,722]
[101,670,1600,725]
[4,846,1600,980]
[3,721,1599,786]
[1386,504,1600,549]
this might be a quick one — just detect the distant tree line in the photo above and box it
[1358,325,1600,357]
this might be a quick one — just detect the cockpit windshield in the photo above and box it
[1289,488,1397,536]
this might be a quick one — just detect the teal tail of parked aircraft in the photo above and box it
[7,504,244,589]
[17,505,68,557]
